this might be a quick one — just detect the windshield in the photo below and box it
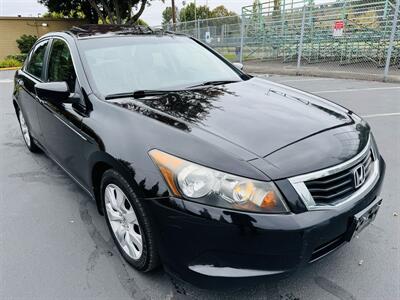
[78,35,242,96]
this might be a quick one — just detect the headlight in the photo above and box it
[149,149,289,213]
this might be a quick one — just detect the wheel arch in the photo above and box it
[89,151,145,215]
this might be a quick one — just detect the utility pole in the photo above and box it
[194,0,197,21]
[172,0,177,30]
[384,0,399,81]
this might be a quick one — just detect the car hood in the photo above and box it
[249,121,371,179]
[112,77,352,159]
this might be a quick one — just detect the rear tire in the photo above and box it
[101,169,160,272]
[17,108,40,153]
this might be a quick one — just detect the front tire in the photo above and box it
[101,169,160,272]
[17,108,40,153]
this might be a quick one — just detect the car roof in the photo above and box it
[64,24,183,39]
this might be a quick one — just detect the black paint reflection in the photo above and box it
[223,210,257,234]
[269,88,349,121]
[139,89,224,125]
[113,99,190,131]
[118,158,167,198]
[111,87,234,130]
[311,103,348,121]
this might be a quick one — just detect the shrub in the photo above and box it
[6,53,27,62]
[223,53,237,61]
[0,58,22,68]
[16,34,38,54]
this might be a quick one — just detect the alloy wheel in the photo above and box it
[19,110,31,147]
[104,183,143,260]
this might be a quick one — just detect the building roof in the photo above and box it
[0,16,83,21]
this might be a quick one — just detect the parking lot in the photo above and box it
[1,70,399,299]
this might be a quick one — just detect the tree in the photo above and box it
[16,34,38,53]
[209,5,238,27]
[38,0,159,24]
[175,3,237,23]
[136,19,148,26]
[210,5,237,18]
[42,11,71,18]
[162,6,179,25]
[179,3,211,22]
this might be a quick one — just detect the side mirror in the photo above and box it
[233,62,244,71]
[35,82,79,104]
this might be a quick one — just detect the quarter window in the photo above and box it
[47,39,77,91]
[26,40,48,79]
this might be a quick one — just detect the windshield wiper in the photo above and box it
[189,80,240,88]
[105,90,180,100]
[105,84,219,100]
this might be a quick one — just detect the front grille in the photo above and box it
[305,149,374,205]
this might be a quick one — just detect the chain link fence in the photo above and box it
[160,0,400,81]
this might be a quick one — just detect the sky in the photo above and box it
[0,0,256,25]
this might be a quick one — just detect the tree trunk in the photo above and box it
[172,0,176,25]
[127,0,147,24]
[99,0,116,24]
[113,0,122,24]
[82,1,100,24]
[88,0,107,24]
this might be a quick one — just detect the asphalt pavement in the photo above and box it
[1,70,399,299]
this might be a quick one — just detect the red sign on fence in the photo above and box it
[333,20,345,37]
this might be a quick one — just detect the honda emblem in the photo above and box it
[353,165,366,188]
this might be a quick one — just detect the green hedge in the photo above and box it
[0,58,22,68]
[6,53,27,62]
[16,34,37,54]
[222,53,237,61]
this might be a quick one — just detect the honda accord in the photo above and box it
[13,25,385,288]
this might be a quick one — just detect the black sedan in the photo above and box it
[13,25,385,288]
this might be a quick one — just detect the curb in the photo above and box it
[244,66,400,83]
[0,67,21,71]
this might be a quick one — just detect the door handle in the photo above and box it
[17,79,24,86]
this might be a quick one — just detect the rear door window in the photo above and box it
[25,40,49,79]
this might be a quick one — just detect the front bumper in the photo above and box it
[148,157,385,288]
